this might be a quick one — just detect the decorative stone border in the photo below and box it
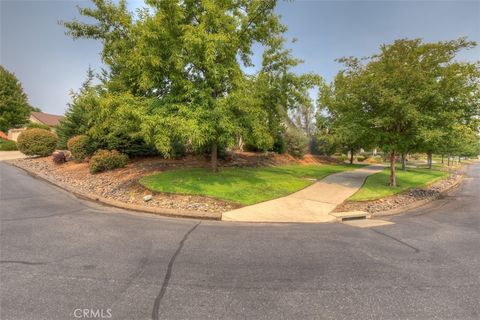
[372,173,464,217]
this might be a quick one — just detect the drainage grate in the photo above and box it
[341,215,367,221]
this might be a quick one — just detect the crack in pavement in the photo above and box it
[371,228,420,253]
[0,260,47,265]
[151,221,201,320]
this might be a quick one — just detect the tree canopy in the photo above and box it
[63,0,313,170]
[0,66,33,132]
[319,38,480,186]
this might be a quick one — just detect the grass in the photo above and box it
[349,167,449,201]
[140,164,363,205]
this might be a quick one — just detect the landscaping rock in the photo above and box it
[143,195,153,202]
[11,156,241,214]
[334,168,464,215]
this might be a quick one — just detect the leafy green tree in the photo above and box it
[318,71,375,164]
[253,35,321,154]
[329,38,479,186]
[0,66,33,132]
[413,40,480,168]
[314,112,338,156]
[88,92,158,156]
[56,68,99,149]
[63,0,294,172]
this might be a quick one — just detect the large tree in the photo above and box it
[318,74,375,164]
[63,0,294,171]
[0,66,33,132]
[322,38,479,186]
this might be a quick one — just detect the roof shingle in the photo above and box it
[31,112,64,127]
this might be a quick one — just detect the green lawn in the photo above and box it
[349,167,449,201]
[140,164,363,205]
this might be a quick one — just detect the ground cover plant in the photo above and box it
[140,164,363,205]
[0,140,17,151]
[349,167,449,201]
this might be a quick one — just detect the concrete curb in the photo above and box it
[8,162,221,221]
[372,173,464,217]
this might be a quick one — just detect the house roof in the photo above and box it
[31,112,64,127]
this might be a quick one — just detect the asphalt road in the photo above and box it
[1,162,479,320]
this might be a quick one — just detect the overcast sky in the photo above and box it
[1,0,479,115]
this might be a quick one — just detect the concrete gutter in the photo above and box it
[7,161,221,221]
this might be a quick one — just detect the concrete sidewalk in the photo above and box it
[222,165,384,223]
[0,151,26,161]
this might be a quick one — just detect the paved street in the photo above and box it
[1,162,479,320]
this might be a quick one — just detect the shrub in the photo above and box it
[336,155,347,162]
[67,135,92,162]
[356,155,366,162]
[52,151,66,164]
[17,128,57,156]
[271,131,287,154]
[89,150,128,174]
[0,140,18,151]
[285,129,308,158]
[25,122,51,131]
[56,88,96,149]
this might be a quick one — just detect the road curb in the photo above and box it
[7,161,221,221]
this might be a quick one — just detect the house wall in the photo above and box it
[7,128,26,142]
[29,115,43,124]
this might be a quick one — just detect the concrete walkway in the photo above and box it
[0,151,26,161]
[222,165,385,223]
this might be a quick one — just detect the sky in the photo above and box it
[1,0,479,115]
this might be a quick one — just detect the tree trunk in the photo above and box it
[458,156,461,163]
[211,142,218,173]
[441,154,444,164]
[401,153,406,171]
[350,148,354,164]
[427,152,432,169]
[447,155,450,166]
[390,150,397,187]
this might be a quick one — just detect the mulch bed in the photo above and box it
[11,152,338,214]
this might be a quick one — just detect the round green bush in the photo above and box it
[17,128,57,156]
[285,129,308,159]
[67,135,91,162]
[356,155,367,162]
[89,149,128,174]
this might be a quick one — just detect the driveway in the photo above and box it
[1,162,479,319]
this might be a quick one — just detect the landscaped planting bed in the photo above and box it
[11,152,344,214]
[349,167,449,201]
[335,166,464,215]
